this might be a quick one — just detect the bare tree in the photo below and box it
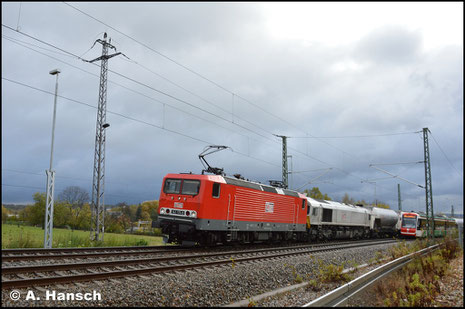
[58,186,90,209]
[342,193,355,204]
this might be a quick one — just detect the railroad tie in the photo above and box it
[136,275,151,280]
[34,286,48,293]
[92,280,105,287]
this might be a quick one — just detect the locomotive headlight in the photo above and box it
[160,208,165,214]
[189,211,197,218]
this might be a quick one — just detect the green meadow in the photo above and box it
[1,224,165,248]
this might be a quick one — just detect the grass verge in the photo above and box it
[1,223,165,248]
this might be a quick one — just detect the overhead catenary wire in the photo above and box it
[60,2,380,162]
[290,131,422,138]
[2,22,422,198]
[1,27,401,201]
[1,26,369,183]
[2,76,281,170]
[0,6,455,208]
[429,131,463,178]
[2,34,277,152]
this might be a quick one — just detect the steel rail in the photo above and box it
[1,239,392,262]
[2,239,396,274]
[1,244,182,254]
[302,243,442,307]
[2,239,398,289]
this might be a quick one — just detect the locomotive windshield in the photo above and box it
[402,215,417,228]
[181,180,200,195]
[163,178,200,196]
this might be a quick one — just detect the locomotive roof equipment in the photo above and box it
[198,145,231,176]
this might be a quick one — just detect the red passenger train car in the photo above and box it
[399,212,419,237]
[154,173,308,245]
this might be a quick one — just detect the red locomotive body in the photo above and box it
[155,173,308,245]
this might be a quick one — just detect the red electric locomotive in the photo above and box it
[154,173,308,246]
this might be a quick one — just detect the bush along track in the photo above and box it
[374,236,461,307]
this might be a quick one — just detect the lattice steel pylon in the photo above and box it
[423,127,434,239]
[274,135,288,189]
[44,170,55,248]
[88,33,121,242]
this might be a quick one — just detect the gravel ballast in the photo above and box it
[2,242,400,307]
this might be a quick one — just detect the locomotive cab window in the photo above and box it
[212,183,221,198]
[401,216,417,228]
[164,179,182,194]
[181,180,200,196]
[163,179,200,196]
[302,199,306,210]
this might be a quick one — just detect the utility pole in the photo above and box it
[88,33,121,242]
[287,155,293,190]
[274,135,288,189]
[397,183,402,211]
[451,205,454,218]
[44,69,61,248]
[423,127,434,239]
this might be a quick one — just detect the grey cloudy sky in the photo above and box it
[2,2,463,214]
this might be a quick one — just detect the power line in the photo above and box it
[2,169,128,186]
[1,24,280,144]
[59,3,374,162]
[123,57,272,138]
[290,131,422,138]
[1,183,157,202]
[1,29,348,174]
[429,131,463,178]
[2,77,280,170]
[2,34,276,152]
[2,184,44,190]
[1,23,414,194]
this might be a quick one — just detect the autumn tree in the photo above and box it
[2,205,9,223]
[58,186,89,208]
[58,186,90,229]
[304,187,332,200]
[373,201,390,209]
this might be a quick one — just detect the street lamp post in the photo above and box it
[44,68,60,248]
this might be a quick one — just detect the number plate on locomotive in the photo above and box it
[170,209,185,215]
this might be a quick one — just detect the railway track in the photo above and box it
[1,245,187,262]
[1,239,385,262]
[2,239,397,289]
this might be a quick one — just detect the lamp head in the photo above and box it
[49,69,61,75]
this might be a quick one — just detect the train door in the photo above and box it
[227,193,236,227]
[293,200,299,230]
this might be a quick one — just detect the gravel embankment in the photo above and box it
[2,242,398,307]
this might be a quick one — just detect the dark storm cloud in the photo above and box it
[1,2,463,214]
